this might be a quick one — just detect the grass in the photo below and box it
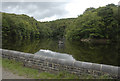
[1,58,112,79]
[1,58,79,79]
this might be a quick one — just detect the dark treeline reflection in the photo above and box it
[2,38,119,66]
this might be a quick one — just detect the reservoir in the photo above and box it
[2,38,119,66]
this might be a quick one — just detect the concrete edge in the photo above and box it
[1,49,119,76]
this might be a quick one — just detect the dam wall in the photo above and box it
[1,49,119,78]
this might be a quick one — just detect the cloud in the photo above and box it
[40,15,58,21]
[2,2,69,21]
[64,0,119,18]
[2,0,119,21]
[119,1,120,6]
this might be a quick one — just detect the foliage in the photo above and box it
[2,13,52,39]
[2,58,112,79]
[2,3,119,41]
[2,58,79,79]
[65,4,119,41]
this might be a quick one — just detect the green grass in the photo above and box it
[2,58,79,79]
[1,58,112,79]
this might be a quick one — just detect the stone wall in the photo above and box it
[1,49,119,78]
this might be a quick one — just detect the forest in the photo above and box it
[2,4,120,42]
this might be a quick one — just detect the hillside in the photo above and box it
[2,4,120,41]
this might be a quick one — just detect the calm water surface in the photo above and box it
[2,38,119,66]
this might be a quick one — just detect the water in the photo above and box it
[2,38,119,66]
[35,49,75,61]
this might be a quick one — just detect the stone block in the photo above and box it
[9,51,20,57]
[63,60,74,66]
[19,52,26,57]
[57,59,65,65]
[27,54,34,58]
[101,64,113,74]
[0,49,2,55]
[111,66,119,75]
[118,67,120,77]
[24,53,31,59]
[0,49,2,51]
[46,57,52,62]
[91,63,101,71]
[2,49,9,55]
[74,61,82,68]
[51,58,59,63]
[39,56,46,61]
[34,55,41,60]
[82,62,92,69]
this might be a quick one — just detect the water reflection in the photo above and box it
[2,38,119,66]
[58,41,65,53]
[35,49,75,61]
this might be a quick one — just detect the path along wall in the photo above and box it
[1,49,119,78]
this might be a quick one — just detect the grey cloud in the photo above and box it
[2,2,69,21]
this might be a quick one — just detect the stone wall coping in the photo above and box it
[1,49,119,76]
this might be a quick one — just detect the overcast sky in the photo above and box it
[2,0,119,22]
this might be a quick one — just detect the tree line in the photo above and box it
[2,4,120,41]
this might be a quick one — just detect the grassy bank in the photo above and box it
[1,58,112,79]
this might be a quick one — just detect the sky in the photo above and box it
[1,0,119,22]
